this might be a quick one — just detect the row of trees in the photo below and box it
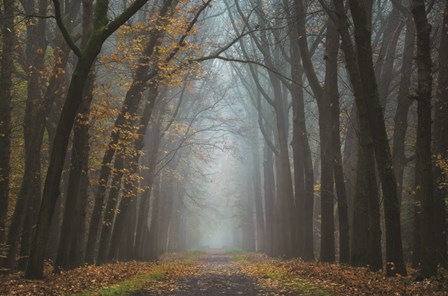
[223,0,447,279]
[0,0,231,279]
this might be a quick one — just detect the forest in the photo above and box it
[0,0,447,295]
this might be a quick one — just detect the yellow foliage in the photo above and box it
[436,154,448,190]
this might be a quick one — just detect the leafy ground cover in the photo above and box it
[246,255,448,296]
[0,261,160,296]
[0,252,447,295]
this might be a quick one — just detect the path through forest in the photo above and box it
[132,250,284,295]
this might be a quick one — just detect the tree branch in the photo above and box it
[52,0,81,57]
[102,0,149,39]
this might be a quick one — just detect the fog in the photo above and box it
[3,0,446,282]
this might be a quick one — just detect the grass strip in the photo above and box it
[72,271,166,296]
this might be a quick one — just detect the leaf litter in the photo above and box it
[0,253,447,295]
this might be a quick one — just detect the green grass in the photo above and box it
[186,247,207,253]
[184,250,206,262]
[224,247,247,262]
[223,247,245,254]
[255,263,331,296]
[289,282,330,296]
[231,253,248,262]
[72,271,166,296]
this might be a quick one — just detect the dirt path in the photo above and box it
[131,253,292,296]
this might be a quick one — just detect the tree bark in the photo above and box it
[134,97,163,260]
[432,0,448,267]
[392,18,415,204]
[287,2,314,261]
[147,177,161,260]
[248,125,265,252]
[55,0,94,271]
[331,89,350,264]
[411,0,437,278]
[263,143,275,256]
[0,0,15,252]
[55,67,95,270]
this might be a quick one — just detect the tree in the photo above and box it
[433,0,448,268]
[411,0,437,278]
[0,0,15,251]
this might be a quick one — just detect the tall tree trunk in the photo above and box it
[243,186,256,252]
[167,193,181,252]
[147,177,161,260]
[0,0,14,252]
[157,179,172,255]
[412,200,421,266]
[411,0,437,278]
[135,101,163,260]
[325,20,350,264]
[319,17,343,263]
[367,165,382,271]
[331,91,350,264]
[117,198,137,261]
[249,130,265,252]
[69,73,94,268]
[317,105,335,263]
[263,143,275,256]
[55,0,94,271]
[342,104,357,219]
[392,19,415,204]
[54,88,92,270]
[376,7,403,107]
[432,0,448,267]
[291,73,315,261]
[288,3,314,261]
[350,126,379,269]
[96,155,125,264]
[108,169,137,261]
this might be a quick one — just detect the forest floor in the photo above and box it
[1,250,447,295]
